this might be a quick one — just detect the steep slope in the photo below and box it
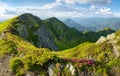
[0,32,53,76]
[64,18,96,31]
[0,17,18,32]
[44,17,84,50]
[1,14,84,51]
[0,13,58,50]
[12,13,59,50]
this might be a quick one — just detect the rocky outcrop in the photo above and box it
[66,63,76,75]
[96,33,120,57]
[37,26,58,50]
[0,31,7,39]
[10,13,58,51]
[47,63,54,76]
[96,36,106,44]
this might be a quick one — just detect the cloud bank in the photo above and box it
[56,0,111,5]
[0,0,119,20]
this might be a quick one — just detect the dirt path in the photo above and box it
[0,55,14,76]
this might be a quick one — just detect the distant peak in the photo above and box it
[48,17,58,20]
[65,18,75,22]
[44,17,61,22]
[65,18,73,21]
[17,13,42,22]
[20,13,34,17]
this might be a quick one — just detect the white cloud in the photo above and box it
[0,7,20,20]
[57,0,76,4]
[56,0,111,5]
[90,5,99,10]
[0,2,85,18]
[25,3,84,17]
[24,3,113,17]
[0,8,5,16]
[0,1,13,20]
[0,3,114,20]
[113,13,120,17]
[96,7,112,15]
[0,0,119,20]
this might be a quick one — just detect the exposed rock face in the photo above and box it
[106,33,115,40]
[0,31,7,39]
[37,26,58,50]
[10,13,58,51]
[96,36,106,44]
[66,63,76,75]
[46,63,95,76]
[47,63,54,76]
[96,33,120,57]
[106,33,120,57]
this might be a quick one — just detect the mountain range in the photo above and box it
[71,17,120,31]
[0,13,119,76]
[63,18,96,31]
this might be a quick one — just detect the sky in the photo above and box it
[0,0,120,20]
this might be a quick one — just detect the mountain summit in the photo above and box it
[0,13,58,50]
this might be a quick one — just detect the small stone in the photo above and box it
[96,36,106,44]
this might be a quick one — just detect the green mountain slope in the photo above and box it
[0,17,18,32]
[82,28,115,42]
[0,13,58,50]
[0,29,119,76]
[44,17,84,50]
[0,13,115,51]
[44,17,115,50]
[0,32,54,75]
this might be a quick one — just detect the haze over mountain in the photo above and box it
[63,18,96,31]
[72,17,120,31]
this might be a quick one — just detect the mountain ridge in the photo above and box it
[72,17,120,31]
[0,13,115,51]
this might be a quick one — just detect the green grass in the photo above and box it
[0,39,17,55]
[0,17,18,32]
